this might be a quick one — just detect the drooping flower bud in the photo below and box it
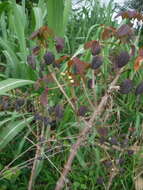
[55,37,64,53]
[135,82,143,95]
[91,55,103,70]
[77,105,88,116]
[119,79,133,94]
[44,52,55,65]
[55,104,64,119]
[115,51,130,68]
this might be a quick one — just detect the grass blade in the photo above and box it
[0,79,34,95]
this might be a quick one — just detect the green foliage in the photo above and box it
[0,0,143,190]
[0,116,33,150]
[0,79,34,95]
[66,0,117,54]
[46,0,72,37]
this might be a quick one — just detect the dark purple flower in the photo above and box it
[135,82,143,95]
[115,51,130,68]
[91,55,103,70]
[44,52,55,65]
[127,150,134,155]
[119,79,133,94]
[97,177,104,185]
[77,106,88,116]
[55,37,64,53]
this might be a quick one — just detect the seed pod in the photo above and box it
[115,51,130,68]
[77,105,88,116]
[91,55,103,70]
[119,79,133,94]
[135,82,143,95]
[44,52,55,65]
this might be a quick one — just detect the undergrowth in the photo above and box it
[0,0,143,190]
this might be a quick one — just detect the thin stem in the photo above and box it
[81,78,94,110]
[48,68,75,111]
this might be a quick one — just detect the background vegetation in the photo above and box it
[0,0,143,190]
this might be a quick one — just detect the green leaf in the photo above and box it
[0,79,34,95]
[3,166,21,180]
[0,116,33,150]
[33,7,43,30]
[63,0,71,34]
[0,112,29,129]
[0,2,10,18]
[11,1,27,60]
[47,0,64,37]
